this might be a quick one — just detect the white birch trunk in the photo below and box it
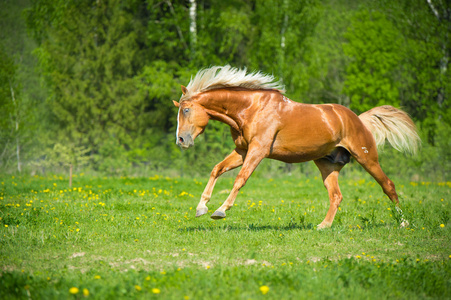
[10,83,21,172]
[279,0,289,83]
[426,0,449,106]
[189,0,197,53]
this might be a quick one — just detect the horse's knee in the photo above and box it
[234,176,247,190]
[211,164,225,177]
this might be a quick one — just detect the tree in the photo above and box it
[0,44,19,170]
[370,0,451,144]
[343,10,403,113]
[26,0,155,171]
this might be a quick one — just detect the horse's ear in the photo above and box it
[181,85,188,95]
[172,100,180,108]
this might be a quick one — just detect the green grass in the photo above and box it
[0,173,450,299]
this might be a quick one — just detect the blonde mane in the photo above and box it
[181,65,285,101]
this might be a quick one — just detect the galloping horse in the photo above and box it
[173,65,420,228]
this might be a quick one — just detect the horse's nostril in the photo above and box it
[179,136,184,144]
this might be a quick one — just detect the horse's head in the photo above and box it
[173,86,209,149]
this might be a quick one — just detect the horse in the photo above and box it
[173,65,420,229]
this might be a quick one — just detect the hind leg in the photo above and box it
[354,154,410,225]
[314,159,345,229]
[352,149,399,205]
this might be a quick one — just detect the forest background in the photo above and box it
[0,0,450,181]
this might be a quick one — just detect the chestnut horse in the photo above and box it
[173,65,420,228]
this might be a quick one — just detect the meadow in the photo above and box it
[0,171,450,299]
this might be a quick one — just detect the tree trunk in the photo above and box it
[189,0,197,54]
[9,82,21,172]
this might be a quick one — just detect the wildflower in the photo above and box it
[152,288,161,294]
[145,276,151,281]
[69,287,79,294]
[135,285,142,291]
[259,285,270,295]
[83,288,89,296]
[94,275,101,279]
[4,225,8,228]
[440,224,445,228]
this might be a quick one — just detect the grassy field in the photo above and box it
[0,172,450,299]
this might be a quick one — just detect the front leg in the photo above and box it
[196,148,245,217]
[211,144,268,219]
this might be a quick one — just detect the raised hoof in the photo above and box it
[196,207,209,218]
[210,211,226,220]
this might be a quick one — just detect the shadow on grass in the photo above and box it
[178,222,316,233]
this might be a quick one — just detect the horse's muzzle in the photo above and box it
[177,134,194,149]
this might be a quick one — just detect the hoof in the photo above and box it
[400,219,409,228]
[211,210,226,220]
[196,206,208,218]
[317,222,331,230]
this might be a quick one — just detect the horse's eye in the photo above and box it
[183,108,190,114]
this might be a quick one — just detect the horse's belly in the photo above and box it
[269,144,335,163]
[268,130,339,163]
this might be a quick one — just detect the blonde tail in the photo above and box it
[359,105,420,155]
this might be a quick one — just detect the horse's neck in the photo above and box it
[198,89,252,132]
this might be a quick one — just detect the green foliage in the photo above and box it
[343,10,402,113]
[27,0,151,158]
[0,44,16,141]
[0,0,449,178]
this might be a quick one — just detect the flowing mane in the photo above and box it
[181,65,285,101]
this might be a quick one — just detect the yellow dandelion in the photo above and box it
[94,275,101,279]
[145,276,151,281]
[440,224,445,228]
[83,288,89,296]
[4,225,8,228]
[259,285,270,295]
[152,288,161,294]
[135,285,142,291]
[69,287,79,294]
